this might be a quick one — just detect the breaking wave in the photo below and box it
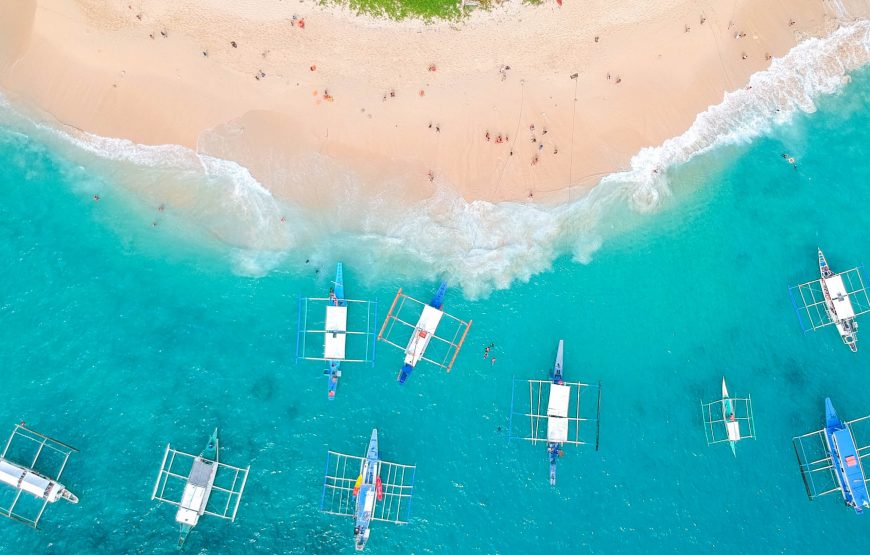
[1,21,869,296]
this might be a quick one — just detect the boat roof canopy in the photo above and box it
[547,384,571,418]
[323,306,349,359]
[825,275,856,319]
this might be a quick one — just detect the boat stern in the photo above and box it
[354,526,371,551]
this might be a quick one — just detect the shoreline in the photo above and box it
[1,1,868,209]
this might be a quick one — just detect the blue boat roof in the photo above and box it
[832,427,870,510]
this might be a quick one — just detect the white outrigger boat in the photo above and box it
[0,423,79,528]
[700,378,755,456]
[296,262,378,399]
[152,428,250,547]
[378,283,472,384]
[509,340,601,485]
[790,248,870,352]
[321,429,416,551]
[793,399,870,513]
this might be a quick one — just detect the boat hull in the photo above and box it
[823,398,870,513]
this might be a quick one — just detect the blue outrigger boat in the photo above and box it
[352,430,382,551]
[296,263,378,400]
[508,340,601,486]
[793,398,870,513]
[823,399,870,513]
[326,263,347,399]
[397,283,447,384]
[321,430,416,551]
[378,283,471,385]
[547,341,566,485]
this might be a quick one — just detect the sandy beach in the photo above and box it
[1,0,868,207]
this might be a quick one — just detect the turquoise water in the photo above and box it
[2,63,870,555]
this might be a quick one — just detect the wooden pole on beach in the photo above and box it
[568,72,579,201]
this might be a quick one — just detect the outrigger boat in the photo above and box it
[509,340,601,486]
[152,428,250,547]
[352,430,383,551]
[793,399,870,513]
[296,262,378,399]
[378,283,472,384]
[818,249,860,351]
[701,378,755,456]
[0,423,79,528]
[321,429,416,551]
[789,248,870,352]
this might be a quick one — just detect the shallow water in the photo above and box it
[1,55,870,555]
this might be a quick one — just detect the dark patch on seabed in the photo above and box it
[251,375,277,401]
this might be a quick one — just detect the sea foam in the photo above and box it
[1,21,868,296]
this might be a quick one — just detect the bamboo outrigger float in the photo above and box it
[296,262,378,399]
[700,378,755,456]
[0,423,78,528]
[789,248,870,352]
[793,399,870,513]
[378,283,472,384]
[152,428,250,547]
[321,429,416,551]
[508,340,601,485]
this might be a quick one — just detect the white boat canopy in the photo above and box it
[0,424,79,528]
[547,384,572,443]
[324,305,349,360]
[825,275,856,320]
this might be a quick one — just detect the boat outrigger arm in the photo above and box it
[0,424,79,528]
[296,262,379,399]
[789,249,870,352]
[152,428,250,547]
[793,399,870,513]
[321,430,416,551]
[378,283,472,385]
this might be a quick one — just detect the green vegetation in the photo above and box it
[324,0,469,21]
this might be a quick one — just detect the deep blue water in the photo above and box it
[1,64,870,555]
